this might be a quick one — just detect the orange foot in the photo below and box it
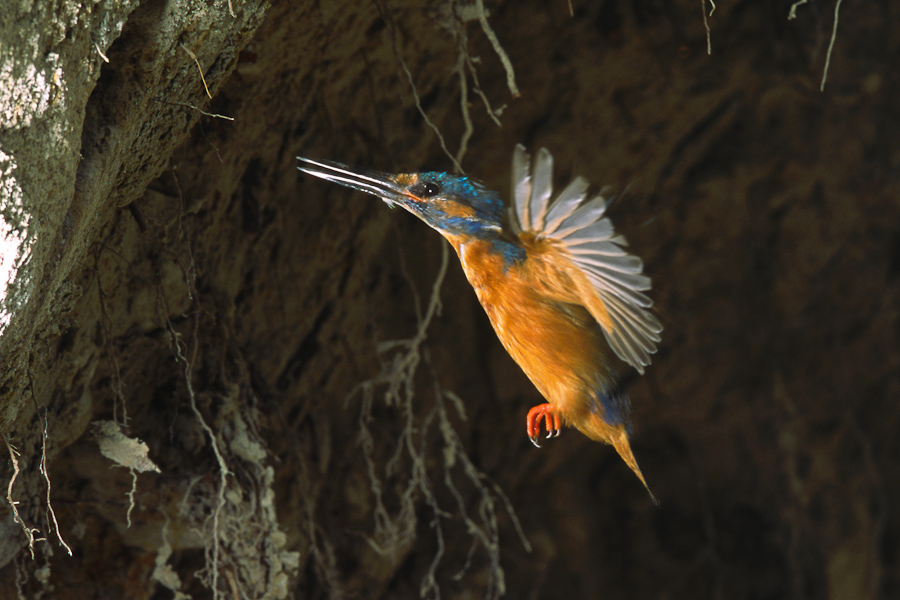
[526,403,562,448]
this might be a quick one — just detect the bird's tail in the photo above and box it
[579,413,658,505]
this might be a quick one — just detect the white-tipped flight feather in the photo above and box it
[508,145,662,373]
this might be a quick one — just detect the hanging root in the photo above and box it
[351,242,529,599]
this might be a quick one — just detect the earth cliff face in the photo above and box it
[1,1,898,598]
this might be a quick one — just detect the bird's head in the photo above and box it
[297,157,506,242]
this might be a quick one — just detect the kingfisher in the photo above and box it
[297,146,662,499]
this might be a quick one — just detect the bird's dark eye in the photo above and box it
[410,181,441,197]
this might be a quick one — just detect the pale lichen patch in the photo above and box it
[0,150,34,335]
[93,420,161,474]
[0,52,65,130]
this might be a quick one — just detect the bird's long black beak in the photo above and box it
[297,157,408,206]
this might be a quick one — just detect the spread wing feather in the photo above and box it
[512,146,532,229]
[543,177,590,234]
[551,195,612,238]
[529,148,554,230]
[509,144,662,373]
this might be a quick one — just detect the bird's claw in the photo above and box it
[526,403,562,448]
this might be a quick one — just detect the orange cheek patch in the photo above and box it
[437,200,475,220]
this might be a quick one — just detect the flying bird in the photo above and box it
[297,146,662,499]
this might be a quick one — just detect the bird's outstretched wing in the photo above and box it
[508,145,662,373]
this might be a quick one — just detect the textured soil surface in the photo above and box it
[1,1,899,598]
